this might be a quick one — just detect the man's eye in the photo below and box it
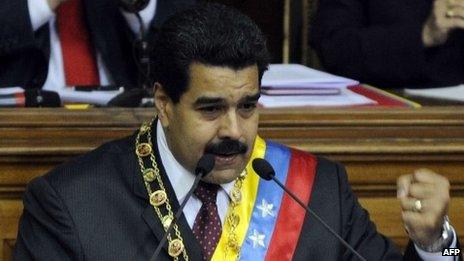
[239,102,257,111]
[199,106,221,113]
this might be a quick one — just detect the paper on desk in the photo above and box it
[261,64,359,88]
[0,87,23,95]
[57,88,123,106]
[404,84,464,102]
[259,87,376,107]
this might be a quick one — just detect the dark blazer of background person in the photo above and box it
[0,0,195,89]
[14,127,425,260]
[310,0,464,89]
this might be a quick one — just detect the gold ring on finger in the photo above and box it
[413,199,422,212]
[446,9,455,18]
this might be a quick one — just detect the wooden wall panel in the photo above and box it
[0,200,21,261]
[1,107,463,260]
[3,240,15,261]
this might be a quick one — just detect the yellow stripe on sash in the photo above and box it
[212,136,266,261]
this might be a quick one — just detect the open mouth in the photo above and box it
[213,153,239,165]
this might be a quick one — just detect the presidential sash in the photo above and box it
[212,136,317,261]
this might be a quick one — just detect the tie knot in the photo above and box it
[194,181,220,204]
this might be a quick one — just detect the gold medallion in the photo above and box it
[162,215,173,229]
[136,142,152,157]
[150,190,167,207]
[140,123,150,134]
[227,236,240,252]
[143,168,156,182]
[168,239,184,257]
[231,187,242,203]
[229,213,240,227]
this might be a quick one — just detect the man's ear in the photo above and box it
[154,82,171,128]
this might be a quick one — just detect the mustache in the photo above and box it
[205,139,248,155]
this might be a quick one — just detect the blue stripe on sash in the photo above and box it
[239,141,291,260]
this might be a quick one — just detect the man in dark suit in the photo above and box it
[310,0,464,89]
[0,0,195,90]
[15,3,459,260]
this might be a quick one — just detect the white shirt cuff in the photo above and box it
[414,226,458,261]
[121,0,157,34]
[28,0,55,31]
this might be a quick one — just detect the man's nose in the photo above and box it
[218,110,242,140]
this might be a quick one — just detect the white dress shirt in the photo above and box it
[26,0,157,92]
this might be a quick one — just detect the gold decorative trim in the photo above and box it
[135,120,189,260]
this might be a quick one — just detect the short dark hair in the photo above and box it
[150,3,270,103]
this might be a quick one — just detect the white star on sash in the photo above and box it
[249,229,266,248]
[257,198,275,218]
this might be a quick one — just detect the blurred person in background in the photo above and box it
[0,0,195,93]
[311,0,464,89]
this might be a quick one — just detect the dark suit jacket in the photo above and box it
[310,0,464,89]
[0,0,195,89]
[14,130,424,260]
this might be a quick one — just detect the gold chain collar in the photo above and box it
[135,120,246,260]
[136,121,188,260]
[222,172,246,259]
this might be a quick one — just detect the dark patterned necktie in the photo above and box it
[192,181,222,260]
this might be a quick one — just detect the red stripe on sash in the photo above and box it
[265,149,317,261]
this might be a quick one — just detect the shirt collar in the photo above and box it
[156,120,235,202]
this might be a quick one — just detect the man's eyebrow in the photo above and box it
[239,92,261,103]
[193,97,226,106]
[193,92,260,106]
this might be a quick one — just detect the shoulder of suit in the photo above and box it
[38,134,136,185]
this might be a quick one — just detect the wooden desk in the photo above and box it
[1,107,463,259]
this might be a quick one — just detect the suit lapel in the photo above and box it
[132,125,203,260]
[150,0,175,29]
[82,0,136,86]
[35,25,52,88]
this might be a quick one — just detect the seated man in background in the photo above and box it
[15,3,460,260]
[0,0,195,101]
[311,0,464,89]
